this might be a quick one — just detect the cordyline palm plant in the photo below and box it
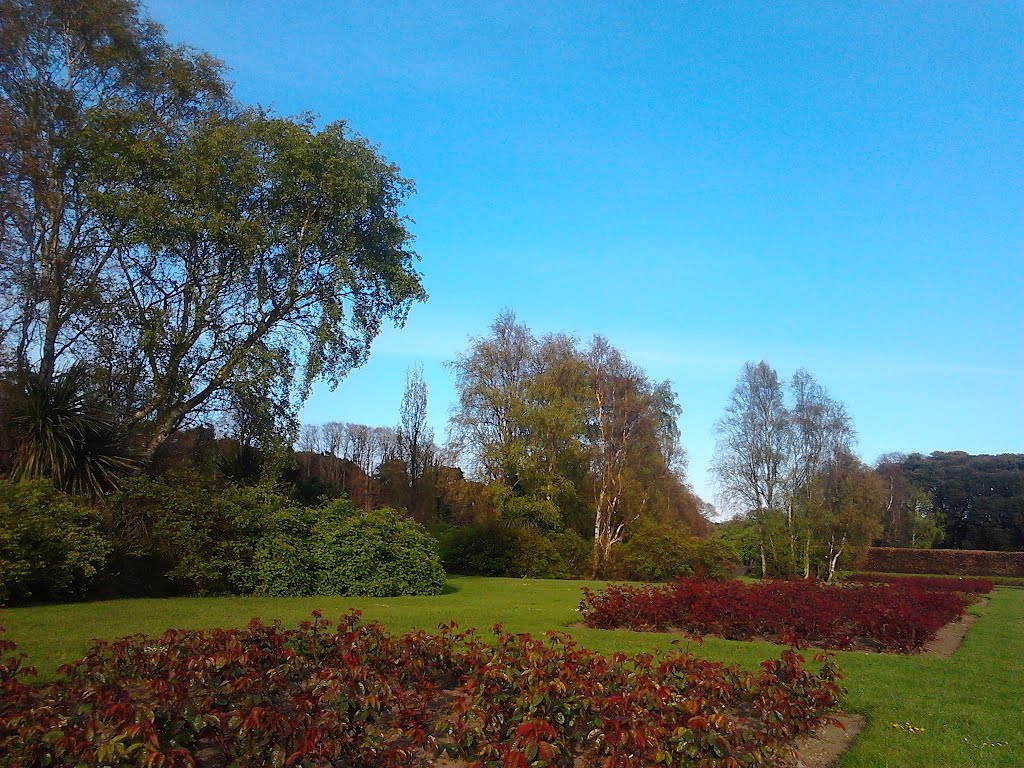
[2,364,139,498]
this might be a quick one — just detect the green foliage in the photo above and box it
[510,527,570,579]
[108,479,445,598]
[104,111,425,453]
[108,476,312,595]
[894,451,1024,550]
[0,0,230,394]
[491,484,564,532]
[609,519,741,582]
[549,528,592,577]
[449,312,710,572]
[439,522,589,579]
[714,516,762,575]
[312,504,446,596]
[0,479,110,605]
[2,0,424,458]
[439,523,520,576]
[251,532,318,597]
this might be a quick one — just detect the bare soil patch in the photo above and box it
[791,714,866,768]
[922,604,980,657]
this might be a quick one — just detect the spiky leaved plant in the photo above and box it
[3,364,138,498]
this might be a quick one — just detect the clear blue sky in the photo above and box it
[147,0,1022,513]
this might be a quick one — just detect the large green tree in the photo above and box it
[802,451,885,581]
[896,451,1024,550]
[95,111,424,453]
[1,0,425,460]
[0,0,227,383]
[448,312,706,574]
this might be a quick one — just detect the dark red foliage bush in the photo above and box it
[846,573,994,594]
[580,578,969,652]
[863,547,1024,577]
[0,612,843,768]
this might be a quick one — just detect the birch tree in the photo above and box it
[711,361,789,575]
[584,336,681,575]
[805,452,885,581]
[448,314,698,572]
[2,0,425,459]
[785,369,855,576]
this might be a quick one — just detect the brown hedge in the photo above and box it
[864,547,1024,577]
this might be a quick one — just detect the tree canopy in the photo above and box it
[711,361,863,578]
[448,311,708,575]
[0,0,424,468]
[893,451,1024,551]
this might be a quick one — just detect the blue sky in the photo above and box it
[147,1,1022,512]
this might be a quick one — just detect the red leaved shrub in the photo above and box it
[863,547,1024,577]
[0,612,843,768]
[580,578,968,652]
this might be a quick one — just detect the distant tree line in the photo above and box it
[712,362,1023,579]
[878,451,1024,551]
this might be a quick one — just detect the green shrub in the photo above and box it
[609,519,741,582]
[439,522,591,579]
[511,527,570,578]
[550,529,592,577]
[251,532,318,597]
[245,503,323,597]
[692,537,743,580]
[0,479,110,604]
[108,476,312,596]
[440,522,519,576]
[312,504,446,596]
[108,480,445,598]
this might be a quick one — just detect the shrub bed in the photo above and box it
[845,573,994,593]
[579,578,968,652]
[0,612,842,768]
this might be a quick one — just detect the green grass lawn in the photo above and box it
[2,577,1021,768]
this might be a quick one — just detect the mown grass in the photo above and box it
[1,577,1021,767]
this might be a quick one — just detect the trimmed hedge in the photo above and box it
[864,547,1024,577]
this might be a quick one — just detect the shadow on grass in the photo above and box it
[440,582,460,595]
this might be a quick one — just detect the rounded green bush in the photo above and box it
[313,505,446,596]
